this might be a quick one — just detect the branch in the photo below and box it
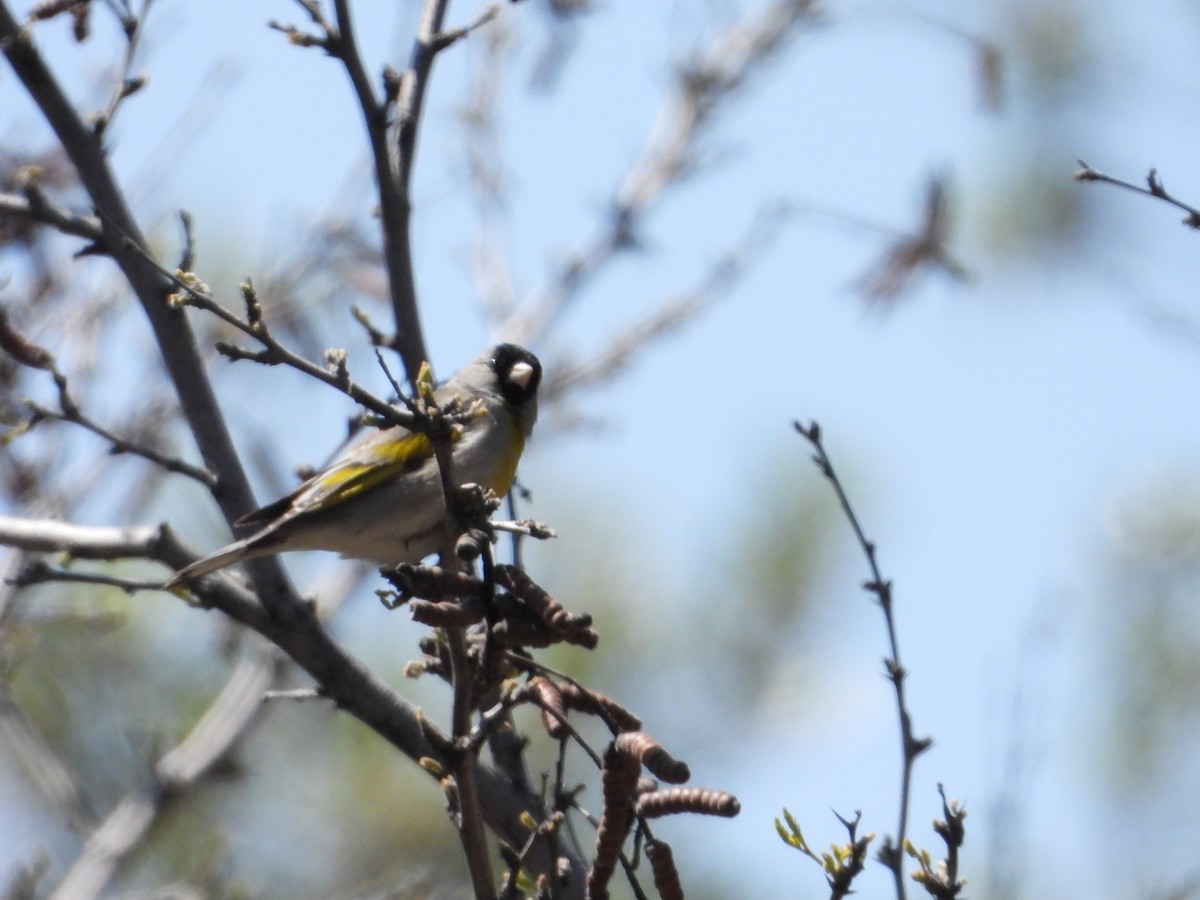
[0,514,580,894]
[794,421,932,899]
[0,550,94,836]
[446,627,496,898]
[91,0,154,140]
[503,0,821,345]
[27,397,217,486]
[0,2,299,613]
[173,277,421,427]
[540,201,792,405]
[0,515,172,561]
[1075,160,1200,230]
[0,189,103,241]
[323,0,432,386]
[48,641,282,900]
[1,305,215,485]
[275,0,495,384]
[0,686,94,833]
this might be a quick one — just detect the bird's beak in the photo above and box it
[508,361,535,389]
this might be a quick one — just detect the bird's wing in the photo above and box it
[299,430,437,511]
[235,420,483,527]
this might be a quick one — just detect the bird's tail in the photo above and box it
[163,539,260,589]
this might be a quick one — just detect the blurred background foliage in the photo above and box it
[4,0,1200,897]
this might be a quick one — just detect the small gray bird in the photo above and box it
[166,343,541,586]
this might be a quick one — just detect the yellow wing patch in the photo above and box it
[310,431,438,510]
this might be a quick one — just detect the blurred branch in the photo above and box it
[0,691,91,830]
[794,421,932,899]
[503,0,821,345]
[18,358,217,487]
[0,0,298,611]
[540,201,791,405]
[461,17,518,325]
[854,173,969,305]
[856,8,1002,113]
[1075,160,1200,230]
[10,561,169,593]
[0,512,583,893]
[0,550,94,836]
[49,642,283,900]
[49,795,156,900]
[527,0,592,92]
[91,0,155,141]
[0,189,102,241]
[0,515,173,561]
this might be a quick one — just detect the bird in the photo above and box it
[165,343,541,587]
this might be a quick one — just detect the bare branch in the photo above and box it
[1076,160,1200,230]
[0,688,94,831]
[91,0,155,140]
[503,0,821,345]
[0,512,576,891]
[0,189,102,242]
[541,200,791,405]
[445,628,496,897]
[23,387,217,487]
[48,795,157,900]
[325,0,431,385]
[794,421,932,899]
[432,3,500,53]
[48,641,282,900]
[0,514,170,561]
[0,2,298,609]
[0,550,94,835]
[855,173,970,305]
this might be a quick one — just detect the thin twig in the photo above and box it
[11,560,164,593]
[25,396,216,487]
[1075,160,1200,229]
[92,0,155,140]
[445,627,496,898]
[503,0,821,345]
[323,0,432,386]
[2,306,210,484]
[49,641,283,900]
[83,243,416,427]
[0,2,298,608]
[0,189,103,241]
[794,421,931,900]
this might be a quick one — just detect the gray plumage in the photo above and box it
[165,344,541,587]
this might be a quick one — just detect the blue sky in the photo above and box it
[6,0,1200,896]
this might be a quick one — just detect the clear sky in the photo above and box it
[6,0,1200,897]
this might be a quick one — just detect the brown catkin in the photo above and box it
[635,787,741,819]
[497,565,591,635]
[645,840,684,900]
[387,563,484,600]
[529,676,568,739]
[559,682,642,732]
[492,616,558,648]
[586,743,640,900]
[614,732,690,784]
[408,597,485,627]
